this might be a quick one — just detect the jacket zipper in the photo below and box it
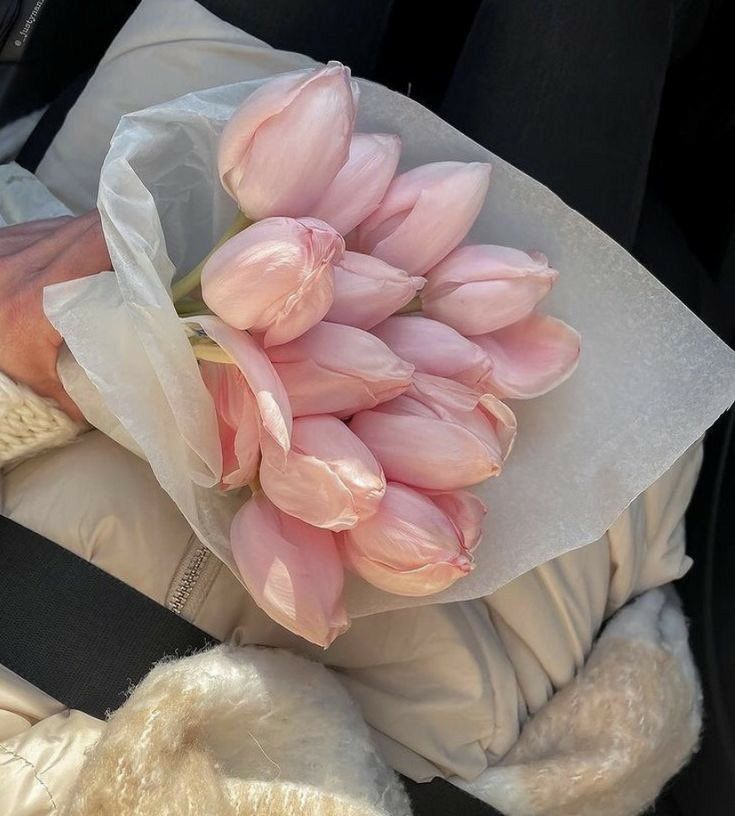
[167,539,215,617]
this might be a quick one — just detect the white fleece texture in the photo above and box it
[458,588,702,816]
[63,646,412,816]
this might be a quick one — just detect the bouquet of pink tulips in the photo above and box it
[167,63,580,646]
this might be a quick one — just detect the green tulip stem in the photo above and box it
[188,336,237,365]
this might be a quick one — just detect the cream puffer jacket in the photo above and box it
[0,429,703,814]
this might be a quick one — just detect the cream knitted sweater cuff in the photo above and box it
[0,372,82,467]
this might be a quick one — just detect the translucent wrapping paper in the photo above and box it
[38,78,735,617]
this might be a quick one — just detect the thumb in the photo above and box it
[44,380,86,425]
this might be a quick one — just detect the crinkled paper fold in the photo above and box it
[39,78,735,617]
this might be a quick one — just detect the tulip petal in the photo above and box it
[267,321,414,417]
[350,411,498,490]
[311,133,402,235]
[350,373,516,489]
[478,394,517,461]
[231,493,349,646]
[201,217,343,347]
[356,162,491,275]
[471,312,581,399]
[421,244,558,334]
[199,361,260,489]
[188,316,292,455]
[220,63,357,219]
[372,315,493,389]
[429,490,487,553]
[341,482,473,596]
[326,252,424,330]
[409,372,518,459]
[260,415,385,531]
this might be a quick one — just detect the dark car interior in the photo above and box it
[1,1,733,813]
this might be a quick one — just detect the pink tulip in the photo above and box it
[372,315,493,390]
[354,161,491,275]
[340,483,484,596]
[421,245,558,335]
[231,493,349,647]
[189,316,292,466]
[429,489,487,554]
[350,372,516,490]
[471,312,581,399]
[199,362,260,489]
[201,217,344,347]
[260,415,386,531]
[325,252,424,330]
[218,62,358,219]
[267,321,415,418]
[311,133,402,235]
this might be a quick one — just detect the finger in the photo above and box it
[0,217,74,259]
[0,216,74,238]
[47,383,86,424]
[19,211,105,271]
[39,215,112,288]
[26,374,86,424]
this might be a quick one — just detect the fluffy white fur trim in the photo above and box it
[63,645,412,816]
[458,587,702,816]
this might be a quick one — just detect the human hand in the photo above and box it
[0,212,111,422]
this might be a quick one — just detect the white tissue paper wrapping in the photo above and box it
[41,78,735,617]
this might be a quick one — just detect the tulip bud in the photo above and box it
[260,415,386,531]
[231,493,349,647]
[218,62,358,219]
[350,372,516,490]
[201,217,344,347]
[354,161,491,275]
[325,252,424,330]
[372,315,493,390]
[471,312,581,399]
[311,133,402,235]
[341,483,485,596]
[421,245,558,335]
[267,321,415,418]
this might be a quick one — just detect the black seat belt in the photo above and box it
[0,513,216,718]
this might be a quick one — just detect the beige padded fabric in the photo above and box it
[0,430,702,788]
[35,0,314,213]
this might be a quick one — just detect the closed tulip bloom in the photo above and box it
[372,315,493,390]
[267,321,414,418]
[350,372,516,490]
[325,252,424,330]
[218,62,358,219]
[471,312,581,400]
[341,482,483,596]
[421,245,558,335]
[311,133,402,235]
[260,415,386,531]
[354,161,491,275]
[190,316,292,463]
[201,217,344,347]
[231,493,349,647]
